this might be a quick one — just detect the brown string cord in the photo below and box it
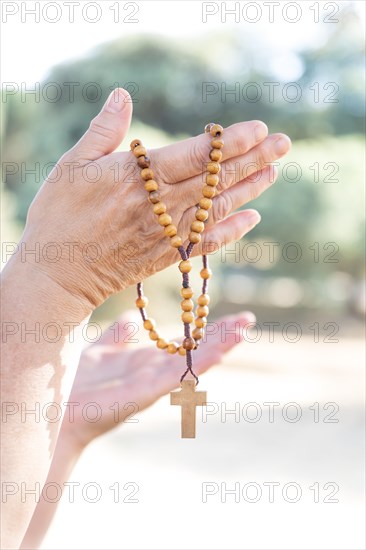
[134,123,223,387]
[136,241,209,385]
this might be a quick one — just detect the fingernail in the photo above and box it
[247,211,261,227]
[254,123,268,142]
[105,89,125,113]
[274,136,290,155]
[240,311,256,324]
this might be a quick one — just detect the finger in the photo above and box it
[192,209,261,257]
[70,88,133,163]
[150,120,268,184]
[98,309,141,347]
[194,311,257,374]
[183,165,278,230]
[174,133,290,209]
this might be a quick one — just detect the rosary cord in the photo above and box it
[132,122,222,388]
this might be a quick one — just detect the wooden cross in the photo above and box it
[170,379,207,438]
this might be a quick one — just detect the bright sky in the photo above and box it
[1,0,364,84]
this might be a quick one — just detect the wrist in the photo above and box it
[2,251,93,323]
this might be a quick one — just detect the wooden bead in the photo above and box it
[130,139,141,150]
[200,267,212,279]
[133,145,147,158]
[170,235,183,248]
[144,179,158,192]
[179,260,192,273]
[182,336,195,350]
[141,168,154,181]
[195,317,207,328]
[178,346,187,356]
[199,198,213,210]
[157,338,168,349]
[210,149,222,162]
[197,305,209,317]
[191,220,205,233]
[198,294,210,306]
[181,287,193,299]
[148,191,161,204]
[153,202,167,215]
[189,232,201,244]
[192,327,203,340]
[181,311,194,324]
[202,185,216,198]
[210,124,224,137]
[167,342,179,354]
[204,123,215,133]
[136,296,148,308]
[158,213,172,226]
[138,156,150,169]
[143,318,156,330]
[207,161,221,174]
[211,138,224,149]
[164,224,177,237]
[195,208,209,222]
[206,174,219,186]
[149,330,159,341]
[181,299,194,312]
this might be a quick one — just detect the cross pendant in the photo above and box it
[170,379,207,438]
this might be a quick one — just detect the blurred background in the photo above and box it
[1,1,365,549]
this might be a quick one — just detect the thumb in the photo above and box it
[73,88,133,162]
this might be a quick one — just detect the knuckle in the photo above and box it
[89,119,115,141]
[213,192,233,222]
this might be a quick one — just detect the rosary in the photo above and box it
[130,123,224,438]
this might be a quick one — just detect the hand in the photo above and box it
[21,88,291,313]
[59,310,256,450]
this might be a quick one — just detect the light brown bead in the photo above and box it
[198,294,210,306]
[209,149,222,162]
[153,202,167,215]
[144,179,158,192]
[181,299,194,312]
[136,296,148,308]
[181,311,194,324]
[197,305,209,317]
[178,346,187,356]
[195,317,207,328]
[138,156,150,169]
[157,338,168,349]
[149,330,159,341]
[211,138,224,149]
[141,168,154,181]
[189,231,201,244]
[202,185,216,198]
[130,139,141,150]
[167,342,179,354]
[158,213,172,226]
[148,191,161,204]
[182,336,195,350]
[179,260,192,273]
[192,327,203,340]
[210,124,224,137]
[206,174,219,186]
[191,220,205,233]
[164,224,177,237]
[181,287,193,299]
[133,145,147,158]
[204,123,215,134]
[195,208,209,222]
[143,318,156,331]
[200,267,212,279]
[170,235,183,248]
[207,161,221,174]
[199,198,213,210]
